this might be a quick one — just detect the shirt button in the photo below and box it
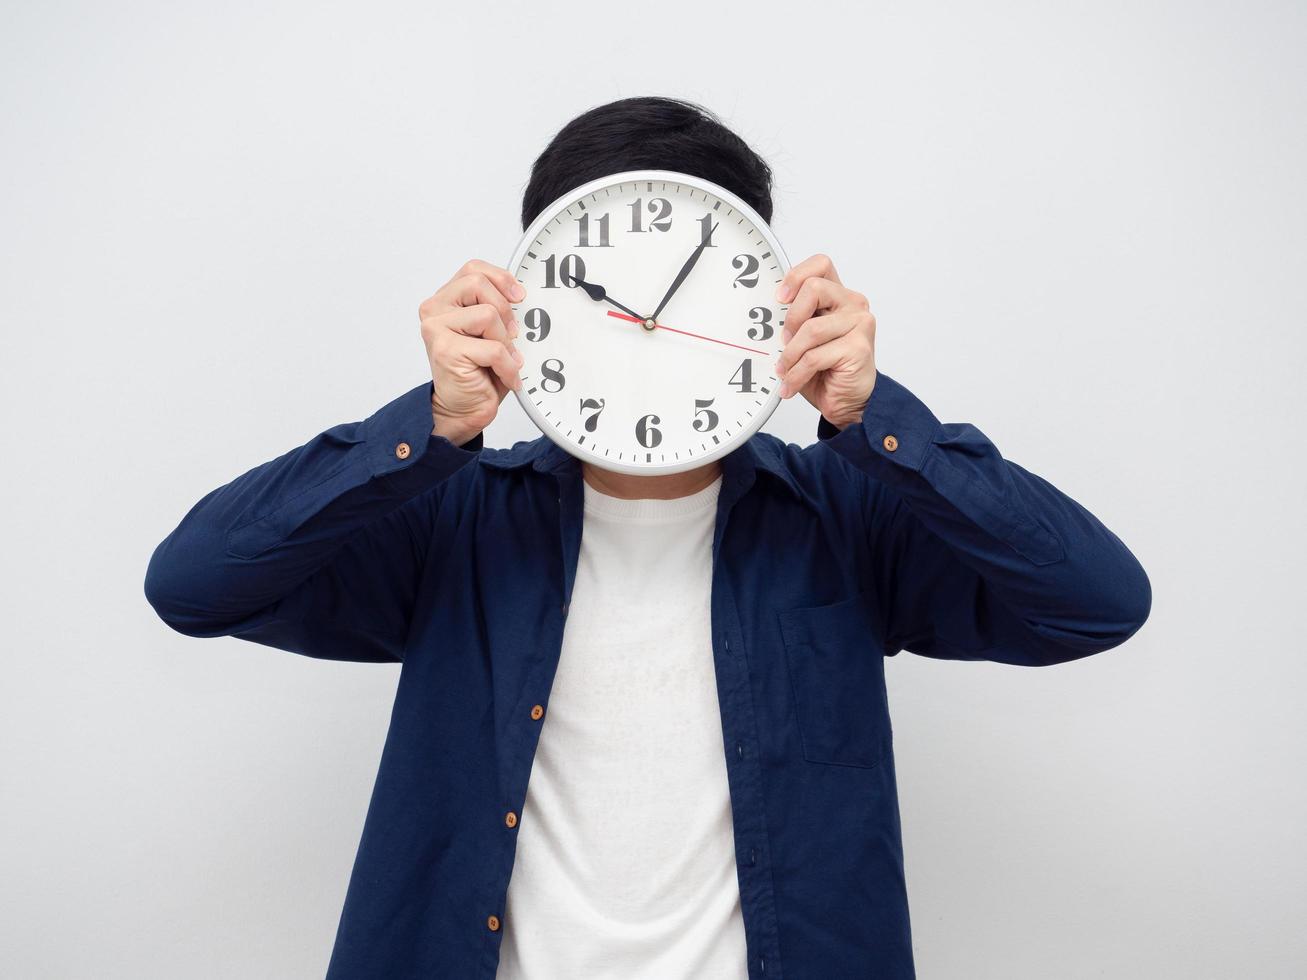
[882,434,899,452]
[394,441,412,460]
[530,704,544,721]
[504,810,518,828]
[487,914,501,932]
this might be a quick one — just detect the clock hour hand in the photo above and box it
[649,223,718,322]
[565,274,647,321]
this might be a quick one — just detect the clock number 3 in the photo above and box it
[747,307,773,341]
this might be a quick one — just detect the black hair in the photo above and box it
[520,96,774,230]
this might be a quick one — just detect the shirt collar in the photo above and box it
[477,433,809,507]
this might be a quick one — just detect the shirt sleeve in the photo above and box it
[143,379,482,663]
[818,371,1151,666]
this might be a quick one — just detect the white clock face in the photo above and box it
[506,169,790,475]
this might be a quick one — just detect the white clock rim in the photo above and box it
[504,168,791,477]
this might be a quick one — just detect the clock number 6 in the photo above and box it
[636,414,662,449]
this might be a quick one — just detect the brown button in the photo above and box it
[487,914,500,932]
[882,434,899,452]
[394,441,411,460]
[530,704,544,721]
[504,810,518,828]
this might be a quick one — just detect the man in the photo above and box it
[145,96,1151,979]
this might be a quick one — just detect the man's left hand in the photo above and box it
[774,253,877,429]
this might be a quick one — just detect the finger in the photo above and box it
[449,332,523,391]
[784,277,860,341]
[776,252,842,304]
[456,259,527,306]
[435,273,520,337]
[779,335,859,395]
[432,303,513,346]
[776,310,861,377]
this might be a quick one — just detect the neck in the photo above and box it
[582,460,721,499]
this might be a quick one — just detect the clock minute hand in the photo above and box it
[649,223,718,322]
[566,274,647,321]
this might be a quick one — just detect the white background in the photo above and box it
[2,1,1304,977]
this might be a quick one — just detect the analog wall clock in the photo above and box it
[506,169,791,475]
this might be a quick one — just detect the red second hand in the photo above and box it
[605,311,769,356]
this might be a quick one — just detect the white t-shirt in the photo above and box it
[496,472,748,980]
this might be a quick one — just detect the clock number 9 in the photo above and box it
[747,307,773,341]
[628,197,672,233]
[540,358,566,393]
[523,308,550,342]
[693,398,719,432]
[635,413,662,449]
[579,397,606,432]
[732,254,760,288]
[543,253,586,289]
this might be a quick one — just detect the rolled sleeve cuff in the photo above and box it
[818,371,942,483]
[365,380,482,495]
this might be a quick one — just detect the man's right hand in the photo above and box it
[420,259,526,447]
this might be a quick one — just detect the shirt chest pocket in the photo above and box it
[778,591,891,770]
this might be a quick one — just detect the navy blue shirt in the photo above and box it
[144,371,1151,979]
